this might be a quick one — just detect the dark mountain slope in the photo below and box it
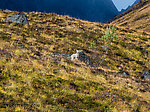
[0,0,119,22]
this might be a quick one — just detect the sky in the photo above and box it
[112,0,137,11]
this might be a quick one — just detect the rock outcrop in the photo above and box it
[141,72,150,80]
[5,12,29,25]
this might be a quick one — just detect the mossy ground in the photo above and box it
[0,9,150,111]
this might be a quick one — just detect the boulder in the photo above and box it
[141,72,150,80]
[5,12,29,25]
[122,71,130,77]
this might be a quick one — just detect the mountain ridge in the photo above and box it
[119,0,140,13]
[110,0,150,34]
[0,0,119,23]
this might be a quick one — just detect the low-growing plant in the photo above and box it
[100,25,117,47]
[90,41,96,49]
[89,25,118,66]
[98,25,118,65]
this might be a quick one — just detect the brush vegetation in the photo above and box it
[0,5,150,112]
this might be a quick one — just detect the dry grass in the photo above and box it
[111,0,150,34]
[0,8,150,111]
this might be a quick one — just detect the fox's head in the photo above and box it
[76,50,83,53]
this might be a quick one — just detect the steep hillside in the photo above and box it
[111,0,150,34]
[0,10,150,111]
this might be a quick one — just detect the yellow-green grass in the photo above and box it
[0,10,150,111]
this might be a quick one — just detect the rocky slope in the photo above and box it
[0,0,119,23]
[0,2,149,112]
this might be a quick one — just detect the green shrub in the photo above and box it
[100,25,118,50]
[98,25,118,65]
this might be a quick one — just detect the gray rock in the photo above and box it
[141,72,150,80]
[17,44,25,49]
[121,71,130,77]
[116,70,130,77]
[53,53,72,59]
[141,48,149,57]
[144,49,148,57]
[5,12,29,25]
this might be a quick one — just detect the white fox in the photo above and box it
[71,50,82,60]
[71,50,93,66]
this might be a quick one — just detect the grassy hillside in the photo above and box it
[0,9,150,112]
[111,0,150,34]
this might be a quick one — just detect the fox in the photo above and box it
[71,50,93,67]
[71,50,82,60]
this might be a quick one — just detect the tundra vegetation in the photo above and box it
[0,1,150,111]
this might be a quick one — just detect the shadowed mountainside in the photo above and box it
[0,0,119,23]
[0,2,150,111]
